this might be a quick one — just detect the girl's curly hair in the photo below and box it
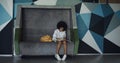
[57,21,67,31]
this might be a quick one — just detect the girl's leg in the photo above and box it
[55,41,62,60]
[56,41,62,54]
[62,40,67,61]
[63,41,67,54]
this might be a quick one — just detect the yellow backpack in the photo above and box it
[40,35,52,42]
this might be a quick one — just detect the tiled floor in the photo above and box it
[0,55,120,63]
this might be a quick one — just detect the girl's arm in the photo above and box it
[52,30,57,42]
[63,31,67,41]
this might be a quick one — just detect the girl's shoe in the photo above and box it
[62,54,67,61]
[55,54,61,61]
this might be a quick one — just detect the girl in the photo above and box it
[52,21,67,61]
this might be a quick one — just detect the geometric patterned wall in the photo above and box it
[75,3,120,54]
[0,0,13,31]
[0,0,13,54]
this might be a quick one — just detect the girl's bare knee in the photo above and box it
[57,41,62,45]
[63,41,66,44]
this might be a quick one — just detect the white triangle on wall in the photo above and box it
[105,25,120,47]
[82,30,102,54]
[80,3,91,14]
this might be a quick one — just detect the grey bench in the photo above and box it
[17,5,75,55]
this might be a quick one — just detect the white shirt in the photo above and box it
[52,29,66,42]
